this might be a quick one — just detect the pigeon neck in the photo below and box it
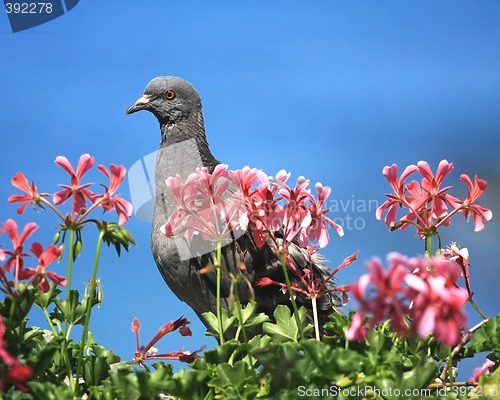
[159,112,218,168]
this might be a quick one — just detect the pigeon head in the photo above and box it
[126,76,202,127]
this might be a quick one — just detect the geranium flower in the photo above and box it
[347,253,468,347]
[8,172,49,214]
[0,316,32,392]
[131,317,202,367]
[163,165,343,253]
[416,160,454,219]
[377,160,492,236]
[17,243,65,293]
[405,260,468,347]
[449,174,493,232]
[348,254,413,339]
[0,219,38,273]
[93,164,133,225]
[470,358,496,383]
[162,165,249,243]
[258,248,355,339]
[272,175,312,246]
[376,163,417,227]
[445,242,473,298]
[306,183,344,248]
[258,249,354,305]
[53,154,95,214]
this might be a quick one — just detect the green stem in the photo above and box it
[425,234,433,257]
[75,230,104,391]
[215,242,225,344]
[42,308,57,334]
[311,297,320,341]
[64,229,76,336]
[469,297,488,320]
[447,347,455,386]
[62,339,75,391]
[232,284,247,342]
[280,252,305,340]
[8,296,16,325]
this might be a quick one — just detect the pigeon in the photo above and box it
[127,76,343,337]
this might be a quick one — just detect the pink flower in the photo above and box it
[376,164,417,227]
[162,165,248,243]
[272,175,312,246]
[445,242,473,298]
[405,260,468,347]
[348,254,412,338]
[3,364,32,393]
[306,183,344,248]
[93,164,133,225]
[470,359,495,383]
[163,165,343,252]
[377,160,492,235]
[131,317,202,367]
[0,219,38,273]
[346,253,468,347]
[0,316,18,366]
[345,312,367,341]
[416,160,454,219]
[53,154,96,214]
[0,316,32,393]
[17,243,65,293]
[8,172,49,214]
[450,174,492,232]
[257,250,354,305]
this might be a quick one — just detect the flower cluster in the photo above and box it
[162,165,343,252]
[346,253,469,347]
[0,219,65,295]
[131,317,203,367]
[470,358,496,383]
[257,247,354,305]
[9,154,133,226]
[376,160,492,237]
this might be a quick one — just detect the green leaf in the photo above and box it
[262,305,306,343]
[203,340,240,364]
[202,309,237,338]
[53,289,88,325]
[465,315,500,359]
[34,282,61,310]
[208,361,260,398]
[98,222,137,257]
[236,301,271,329]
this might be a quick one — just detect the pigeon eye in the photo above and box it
[165,90,176,100]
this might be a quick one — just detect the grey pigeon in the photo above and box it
[127,77,343,336]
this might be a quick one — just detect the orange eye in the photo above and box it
[165,90,176,100]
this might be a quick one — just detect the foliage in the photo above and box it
[1,156,499,399]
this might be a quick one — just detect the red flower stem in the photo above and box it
[14,256,20,292]
[434,207,462,230]
[280,252,305,341]
[39,197,67,221]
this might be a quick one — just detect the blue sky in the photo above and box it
[1,1,499,380]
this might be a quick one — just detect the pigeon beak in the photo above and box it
[126,94,152,114]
